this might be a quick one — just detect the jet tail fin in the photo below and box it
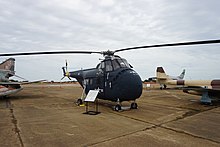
[0,58,15,76]
[0,58,15,71]
[178,69,185,79]
[156,67,168,80]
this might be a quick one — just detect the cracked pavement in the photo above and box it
[0,84,220,147]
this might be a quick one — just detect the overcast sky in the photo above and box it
[0,0,220,81]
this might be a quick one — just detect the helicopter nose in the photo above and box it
[115,69,142,101]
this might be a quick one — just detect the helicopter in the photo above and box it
[1,39,220,111]
[61,52,143,111]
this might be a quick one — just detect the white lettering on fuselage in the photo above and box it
[129,71,137,75]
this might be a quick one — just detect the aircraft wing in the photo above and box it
[183,86,216,92]
[0,82,21,85]
[182,86,220,103]
[148,77,157,82]
[21,80,47,85]
[183,85,220,95]
[0,80,46,85]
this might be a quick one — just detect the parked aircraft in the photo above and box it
[0,58,23,97]
[156,67,220,104]
[0,58,45,97]
[149,68,185,89]
[1,39,220,110]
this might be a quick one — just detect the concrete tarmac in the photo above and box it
[0,84,220,147]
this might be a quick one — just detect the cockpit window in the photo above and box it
[112,60,120,70]
[117,59,126,67]
[122,59,130,67]
[105,60,113,71]
[96,57,131,71]
[117,59,130,68]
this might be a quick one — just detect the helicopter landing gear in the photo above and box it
[114,104,122,111]
[114,99,122,111]
[76,98,83,106]
[130,102,138,109]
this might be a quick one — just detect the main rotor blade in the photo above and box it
[114,39,220,53]
[1,39,220,57]
[0,51,101,57]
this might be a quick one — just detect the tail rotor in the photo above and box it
[61,60,71,80]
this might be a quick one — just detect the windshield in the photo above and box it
[97,57,131,71]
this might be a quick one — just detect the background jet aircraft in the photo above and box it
[149,68,185,89]
[156,67,220,104]
[0,58,46,97]
[0,58,23,97]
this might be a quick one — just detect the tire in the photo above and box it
[130,102,138,109]
[76,99,83,105]
[114,104,122,111]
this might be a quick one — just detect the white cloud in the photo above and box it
[0,0,220,81]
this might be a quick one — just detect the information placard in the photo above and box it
[84,90,99,102]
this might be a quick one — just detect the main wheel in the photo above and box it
[130,102,138,109]
[164,85,167,89]
[114,104,122,111]
[76,99,83,106]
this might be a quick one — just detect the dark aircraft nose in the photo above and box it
[113,69,142,101]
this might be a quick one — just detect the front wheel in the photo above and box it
[114,104,122,111]
[76,99,83,106]
[130,102,138,109]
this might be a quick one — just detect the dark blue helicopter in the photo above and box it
[1,39,220,111]
[62,52,142,111]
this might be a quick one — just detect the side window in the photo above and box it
[100,62,105,69]
[84,79,89,85]
[89,79,93,85]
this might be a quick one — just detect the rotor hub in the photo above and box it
[101,50,115,56]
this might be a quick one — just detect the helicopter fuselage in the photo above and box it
[67,56,143,102]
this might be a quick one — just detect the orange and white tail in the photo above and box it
[156,67,168,80]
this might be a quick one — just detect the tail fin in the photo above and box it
[178,69,185,79]
[0,58,15,76]
[0,58,15,71]
[156,67,168,80]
